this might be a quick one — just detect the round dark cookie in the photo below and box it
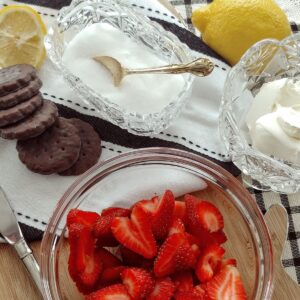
[17,117,81,175]
[0,77,42,109]
[60,119,101,176]
[0,99,58,140]
[0,93,43,127]
[0,64,37,96]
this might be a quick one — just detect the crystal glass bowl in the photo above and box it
[220,33,300,193]
[45,0,194,136]
[40,148,273,300]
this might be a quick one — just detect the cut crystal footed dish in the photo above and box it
[220,33,300,193]
[45,0,194,136]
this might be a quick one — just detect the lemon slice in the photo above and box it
[0,5,47,69]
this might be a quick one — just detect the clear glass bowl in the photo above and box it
[40,148,273,300]
[220,33,300,194]
[45,0,194,136]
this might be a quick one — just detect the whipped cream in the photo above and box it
[62,23,185,114]
[246,79,300,164]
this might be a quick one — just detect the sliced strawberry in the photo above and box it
[171,271,194,293]
[101,207,131,217]
[94,215,119,246]
[152,190,175,240]
[121,268,155,300]
[120,246,153,269]
[131,205,157,258]
[184,194,201,230]
[168,218,185,236]
[187,228,227,251]
[67,209,100,227]
[195,201,224,232]
[111,206,157,259]
[68,223,103,294]
[195,244,225,283]
[146,277,175,300]
[85,284,131,300]
[98,266,126,287]
[211,230,227,245]
[135,197,158,215]
[98,247,122,268]
[154,233,186,277]
[206,265,247,300]
[174,201,186,222]
[175,241,199,271]
[175,291,205,300]
[194,285,207,298]
[215,258,237,274]
[95,208,131,247]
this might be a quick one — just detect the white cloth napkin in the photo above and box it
[0,0,230,231]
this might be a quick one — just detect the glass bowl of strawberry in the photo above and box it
[40,147,273,300]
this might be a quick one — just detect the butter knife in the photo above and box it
[0,186,42,295]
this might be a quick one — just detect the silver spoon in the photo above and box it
[93,56,214,86]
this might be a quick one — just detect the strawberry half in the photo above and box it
[98,266,126,287]
[95,209,131,247]
[168,218,185,236]
[175,241,199,271]
[111,206,157,259]
[68,223,103,294]
[121,268,155,300]
[134,197,159,215]
[67,209,100,227]
[146,277,175,300]
[215,258,237,274]
[196,244,225,283]
[154,233,186,277]
[171,271,194,293]
[85,284,131,300]
[206,265,247,300]
[101,207,131,217]
[195,201,224,232]
[152,190,175,240]
[175,291,206,300]
[120,246,153,269]
[174,201,186,222]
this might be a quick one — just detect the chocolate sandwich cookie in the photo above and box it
[0,99,58,140]
[60,118,101,176]
[0,64,37,96]
[0,93,43,127]
[0,77,42,109]
[17,117,81,175]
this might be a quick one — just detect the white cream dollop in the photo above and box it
[62,23,185,114]
[247,79,300,164]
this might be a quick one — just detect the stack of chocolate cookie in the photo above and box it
[0,64,102,176]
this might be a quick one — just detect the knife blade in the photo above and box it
[0,186,43,296]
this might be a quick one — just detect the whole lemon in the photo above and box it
[192,0,292,65]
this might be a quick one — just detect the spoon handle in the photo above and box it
[124,58,214,77]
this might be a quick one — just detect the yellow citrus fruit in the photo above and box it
[0,5,47,69]
[192,0,292,65]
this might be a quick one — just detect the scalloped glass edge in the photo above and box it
[219,33,300,193]
[45,0,194,136]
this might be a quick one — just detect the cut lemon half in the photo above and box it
[0,5,47,69]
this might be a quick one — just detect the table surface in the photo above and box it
[0,0,299,299]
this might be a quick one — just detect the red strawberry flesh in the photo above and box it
[67,209,100,227]
[206,265,247,300]
[121,267,155,300]
[152,190,175,240]
[147,277,175,300]
[85,284,131,300]
[196,244,225,283]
